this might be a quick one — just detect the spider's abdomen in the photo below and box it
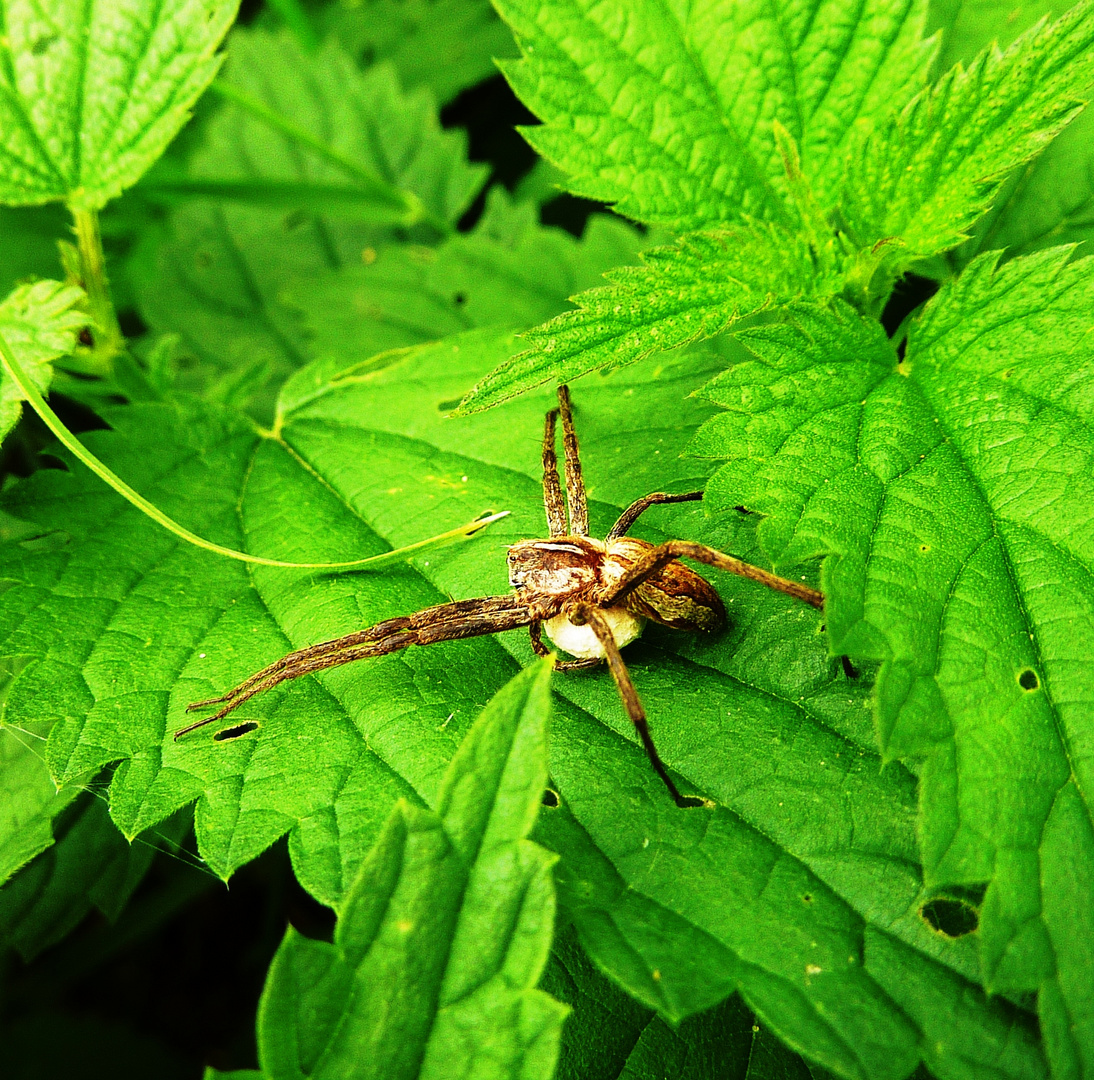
[544,607,646,659]
[606,538,726,633]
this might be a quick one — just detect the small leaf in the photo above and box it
[459,224,835,413]
[255,661,567,1080]
[0,279,86,443]
[840,0,1094,258]
[0,0,237,210]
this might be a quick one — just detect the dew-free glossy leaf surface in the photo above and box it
[256,662,565,1080]
[0,332,1046,1080]
[0,0,237,209]
[693,247,1094,1078]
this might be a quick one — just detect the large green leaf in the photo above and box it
[692,247,1094,1078]
[256,662,566,1080]
[0,336,1045,1079]
[0,0,237,210]
[493,0,934,230]
[0,279,86,443]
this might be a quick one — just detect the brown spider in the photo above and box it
[178,386,823,806]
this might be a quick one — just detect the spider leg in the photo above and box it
[602,539,824,611]
[568,602,693,807]
[557,385,589,536]
[541,409,567,537]
[606,490,704,541]
[178,596,536,738]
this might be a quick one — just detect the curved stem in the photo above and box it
[0,326,507,569]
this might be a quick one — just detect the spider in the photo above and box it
[178,386,824,807]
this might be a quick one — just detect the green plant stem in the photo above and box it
[0,326,507,568]
[70,207,124,374]
[209,81,450,234]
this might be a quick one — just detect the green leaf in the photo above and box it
[0,279,86,443]
[128,27,487,414]
[255,661,567,1080]
[286,191,645,375]
[0,338,1045,1079]
[458,224,837,413]
[543,923,823,1079]
[0,789,165,960]
[0,205,69,297]
[839,0,1094,259]
[0,658,82,885]
[0,0,237,210]
[494,0,934,230]
[693,247,1094,1077]
[322,0,519,105]
[928,0,1094,260]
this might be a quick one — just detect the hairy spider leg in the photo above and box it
[179,596,536,737]
[601,539,824,611]
[528,620,600,671]
[541,408,567,537]
[607,491,705,541]
[568,602,695,807]
[557,385,589,536]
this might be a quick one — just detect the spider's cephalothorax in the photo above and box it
[180,385,823,807]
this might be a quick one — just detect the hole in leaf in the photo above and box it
[678,794,706,809]
[214,721,259,741]
[453,291,467,306]
[802,893,813,904]
[541,788,559,807]
[1018,669,1039,691]
[734,505,755,515]
[919,543,930,553]
[840,656,859,679]
[920,898,979,938]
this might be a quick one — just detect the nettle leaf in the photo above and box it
[840,0,1094,259]
[287,192,645,373]
[256,662,566,1080]
[0,279,86,442]
[458,224,839,413]
[493,0,934,230]
[929,0,1094,259]
[543,923,822,1079]
[692,247,1094,1077]
[129,26,485,411]
[0,0,237,209]
[0,338,1045,1079]
[321,0,519,105]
